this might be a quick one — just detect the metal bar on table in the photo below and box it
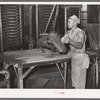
[56,63,64,81]
[13,66,19,79]
[64,62,67,89]
[23,66,36,79]
[61,63,64,68]
[92,57,96,88]
[18,67,23,88]
[95,57,99,88]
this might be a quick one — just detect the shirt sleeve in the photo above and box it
[74,31,85,43]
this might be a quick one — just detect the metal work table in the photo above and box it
[4,48,72,89]
[4,48,100,89]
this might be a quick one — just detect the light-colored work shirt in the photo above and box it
[61,27,90,69]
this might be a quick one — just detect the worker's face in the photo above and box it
[68,19,75,29]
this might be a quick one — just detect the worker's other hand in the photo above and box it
[47,40,52,44]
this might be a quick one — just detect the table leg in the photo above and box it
[18,67,23,88]
[92,62,95,88]
[64,62,67,89]
[95,57,99,88]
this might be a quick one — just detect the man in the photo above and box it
[61,15,90,89]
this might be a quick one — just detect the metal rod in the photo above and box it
[64,6,67,34]
[29,5,33,49]
[95,57,99,88]
[36,5,39,47]
[56,63,64,81]
[18,67,23,88]
[99,5,100,45]
[44,5,56,33]
[13,66,19,79]
[19,5,23,50]
[64,62,67,89]
[23,66,36,79]
[53,5,59,31]
[0,6,3,53]
[93,62,96,88]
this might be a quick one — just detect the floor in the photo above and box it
[5,62,100,89]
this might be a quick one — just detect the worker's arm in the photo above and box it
[68,31,85,49]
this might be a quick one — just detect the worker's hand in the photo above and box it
[61,36,69,44]
[61,31,70,44]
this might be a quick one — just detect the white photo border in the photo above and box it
[0,1,100,98]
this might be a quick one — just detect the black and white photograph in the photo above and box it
[0,1,100,98]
